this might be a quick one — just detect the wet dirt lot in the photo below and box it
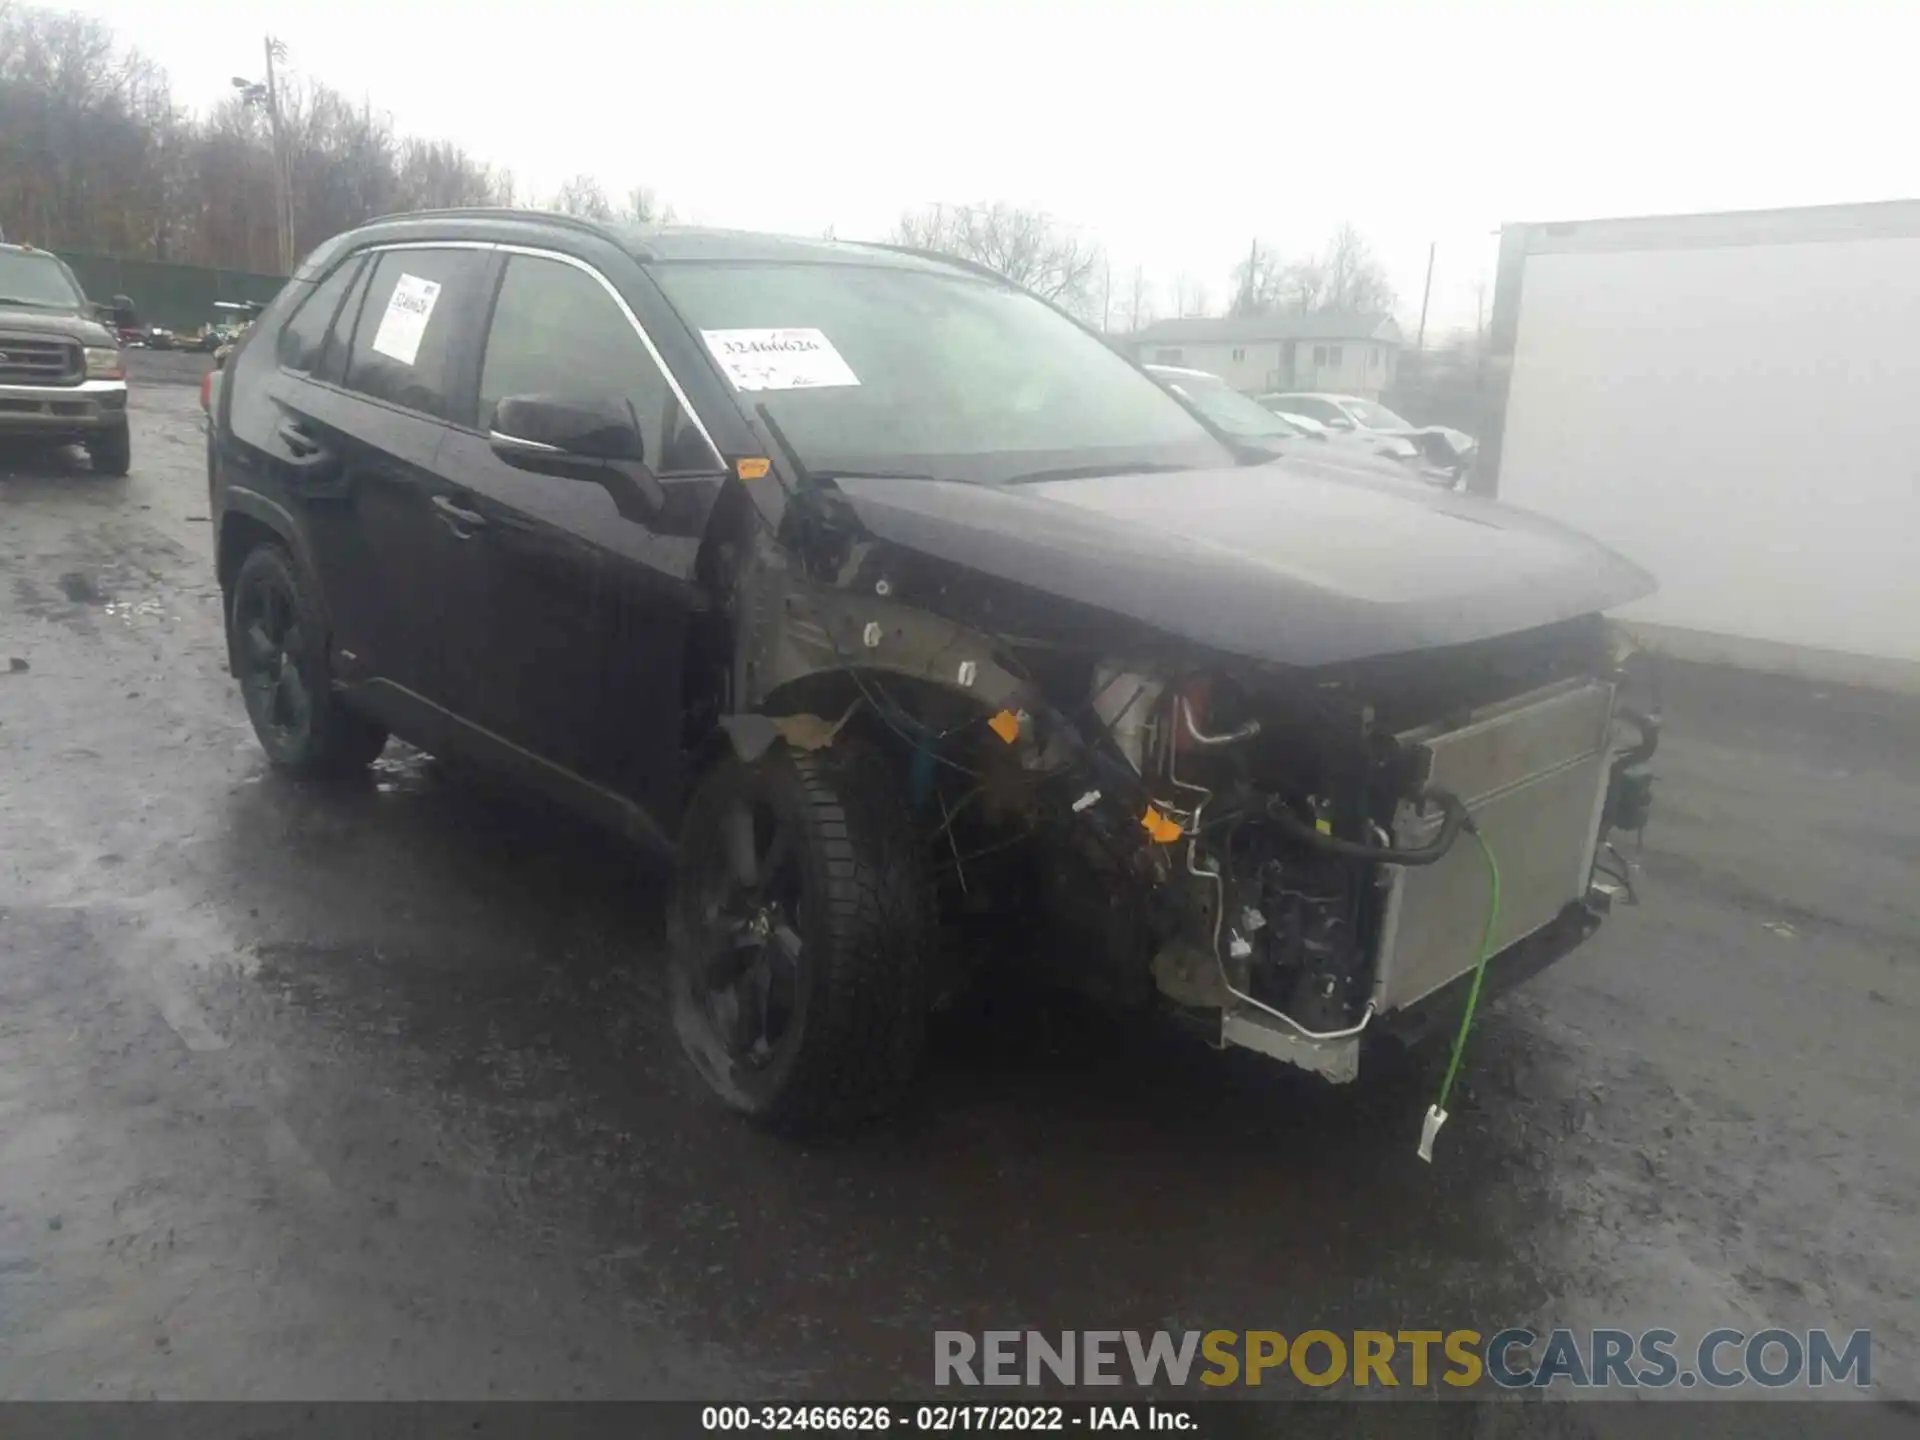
[1,365,1916,1416]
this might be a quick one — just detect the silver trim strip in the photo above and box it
[493,242,723,470]
[349,240,726,470]
[359,240,498,252]
[487,428,561,452]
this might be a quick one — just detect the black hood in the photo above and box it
[831,455,1654,669]
[0,304,115,347]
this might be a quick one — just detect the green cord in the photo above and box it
[1434,825,1502,1116]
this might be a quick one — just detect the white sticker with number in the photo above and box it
[369,273,441,366]
[700,328,861,391]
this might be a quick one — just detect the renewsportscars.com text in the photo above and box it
[934,1328,1872,1391]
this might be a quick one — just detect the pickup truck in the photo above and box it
[0,242,131,475]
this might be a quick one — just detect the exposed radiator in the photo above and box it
[1371,676,1617,1011]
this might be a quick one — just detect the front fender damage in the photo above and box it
[702,491,1646,1094]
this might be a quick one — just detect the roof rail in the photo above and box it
[850,240,1016,289]
[365,206,626,245]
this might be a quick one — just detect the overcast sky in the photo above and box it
[64,0,1920,335]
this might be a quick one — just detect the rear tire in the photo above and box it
[229,543,388,777]
[86,420,131,477]
[670,738,933,1132]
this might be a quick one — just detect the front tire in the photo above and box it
[229,543,388,777]
[87,420,131,477]
[670,739,933,1132]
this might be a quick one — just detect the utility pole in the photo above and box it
[264,37,293,273]
[235,40,294,273]
[1415,240,1435,351]
[1242,236,1258,313]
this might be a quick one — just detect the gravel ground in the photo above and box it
[0,377,1915,1425]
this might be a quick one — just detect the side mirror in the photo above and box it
[1325,415,1355,431]
[493,393,643,461]
[489,393,664,520]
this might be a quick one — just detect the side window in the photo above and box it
[317,257,375,384]
[275,255,363,373]
[478,254,716,473]
[342,248,488,419]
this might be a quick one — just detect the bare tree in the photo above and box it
[1172,274,1211,318]
[0,3,656,273]
[1229,224,1397,318]
[1317,222,1396,315]
[551,173,612,219]
[621,185,673,226]
[1123,264,1154,332]
[891,201,1105,320]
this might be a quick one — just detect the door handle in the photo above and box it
[277,420,322,458]
[276,419,341,491]
[431,493,487,537]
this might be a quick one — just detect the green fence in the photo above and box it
[55,252,287,333]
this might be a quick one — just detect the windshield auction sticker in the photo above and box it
[700,328,860,391]
[370,273,441,366]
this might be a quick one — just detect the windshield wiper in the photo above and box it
[0,295,69,310]
[999,460,1191,485]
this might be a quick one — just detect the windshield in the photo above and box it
[1151,368,1300,441]
[1345,397,1414,431]
[0,250,82,309]
[652,261,1231,483]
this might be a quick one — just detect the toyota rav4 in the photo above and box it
[207,210,1657,1134]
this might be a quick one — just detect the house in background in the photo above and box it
[1127,311,1403,396]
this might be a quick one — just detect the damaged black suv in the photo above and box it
[207,210,1657,1131]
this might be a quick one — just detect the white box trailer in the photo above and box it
[1479,200,1920,694]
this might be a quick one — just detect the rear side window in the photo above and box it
[317,258,375,383]
[341,248,488,418]
[275,255,364,373]
[477,254,717,473]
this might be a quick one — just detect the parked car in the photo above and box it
[1146,364,1457,486]
[208,210,1657,1132]
[189,320,241,353]
[0,240,132,473]
[1258,391,1477,479]
[196,300,261,354]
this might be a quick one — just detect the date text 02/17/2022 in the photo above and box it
[700,1405,1197,1432]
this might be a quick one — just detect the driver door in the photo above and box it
[432,250,727,825]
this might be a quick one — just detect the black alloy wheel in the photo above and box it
[234,559,313,756]
[690,794,808,1071]
[670,741,932,1131]
[228,544,387,776]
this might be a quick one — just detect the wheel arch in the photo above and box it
[216,488,331,674]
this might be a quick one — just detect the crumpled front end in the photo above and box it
[1041,616,1654,1082]
[726,496,1657,1084]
